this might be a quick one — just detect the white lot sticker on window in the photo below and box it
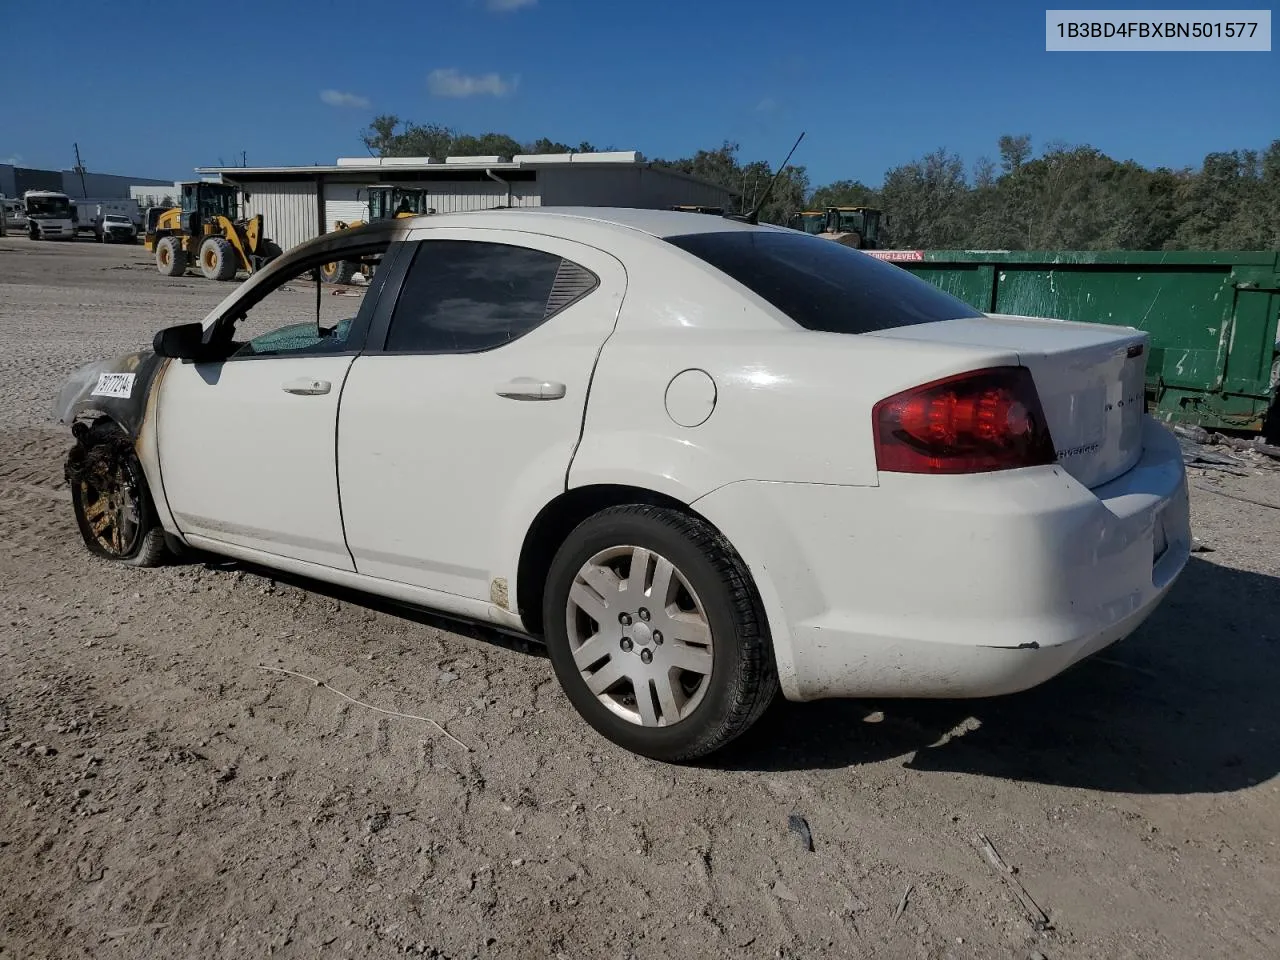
[90,372,136,399]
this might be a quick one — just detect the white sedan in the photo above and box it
[54,208,1191,761]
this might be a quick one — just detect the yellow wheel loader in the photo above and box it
[787,210,827,235]
[321,186,434,283]
[144,182,282,282]
[788,206,885,248]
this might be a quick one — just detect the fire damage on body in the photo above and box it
[55,349,173,563]
[50,219,407,565]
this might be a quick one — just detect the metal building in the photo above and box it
[195,151,736,251]
[0,163,173,201]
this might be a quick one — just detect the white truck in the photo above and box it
[23,190,76,240]
[70,199,143,237]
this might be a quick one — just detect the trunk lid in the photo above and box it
[867,313,1148,488]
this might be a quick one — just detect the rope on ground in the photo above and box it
[1190,482,1280,512]
[257,665,472,753]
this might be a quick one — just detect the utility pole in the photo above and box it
[241,150,247,167]
[72,142,88,198]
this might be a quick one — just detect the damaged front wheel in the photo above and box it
[67,421,170,567]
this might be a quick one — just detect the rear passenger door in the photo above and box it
[337,229,626,601]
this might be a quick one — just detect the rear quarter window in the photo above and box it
[666,230,983,333]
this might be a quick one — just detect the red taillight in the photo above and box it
[873,366,1056,474]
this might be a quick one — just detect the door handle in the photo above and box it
[495,378,566,401]
[282,377,332,396]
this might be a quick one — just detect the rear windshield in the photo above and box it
[666,230,983,333]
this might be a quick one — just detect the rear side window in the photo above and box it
[666,230,983,333]
[385,240,598,353]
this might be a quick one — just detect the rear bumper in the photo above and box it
[693,417,1191,701]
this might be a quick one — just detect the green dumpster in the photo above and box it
[869,250,1280,433]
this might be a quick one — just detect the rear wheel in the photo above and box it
[156,237,186,277]
[542,505,778,762]
[321,259,357,284]
[66,421,170,567]
[199,236,238,281]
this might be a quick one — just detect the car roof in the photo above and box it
[399,206,786,239]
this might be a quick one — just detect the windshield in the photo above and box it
[666,230,982,334]
[105,215,131,223]
[26,197,71,217]
[836,211,865,233]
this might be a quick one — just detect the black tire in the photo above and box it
[66,421,170,568]
[156,236,186,277]
[27,222,40,241]
[542,504,778,762]
[321,259,357,284]
[260,239,283,259]
[199,236,238,281]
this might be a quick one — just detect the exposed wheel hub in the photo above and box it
[75,448,142,558]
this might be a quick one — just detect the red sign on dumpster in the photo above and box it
[862,249,925,262]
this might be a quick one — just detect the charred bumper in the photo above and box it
[53,350,168,439]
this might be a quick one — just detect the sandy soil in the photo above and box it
[1,236,1277,960]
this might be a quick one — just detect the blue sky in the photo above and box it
[3,0,1275,187]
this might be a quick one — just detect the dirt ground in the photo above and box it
[1,235,1277,960]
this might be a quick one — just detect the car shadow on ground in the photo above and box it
[195,555,549,661]
[711,556,1280,794]
[201,551,1276,794]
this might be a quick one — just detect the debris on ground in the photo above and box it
[1175,425,1280,473]
[1209,432,1280,462]
[787,813,814,852]
[771,880,799,903]
[974,833,1050,931]
[892,884,913,924]
[1176,437,1252,475]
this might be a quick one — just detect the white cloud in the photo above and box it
[756,97,778,113]
[319,89,371,109]
[486,0,536,10]
[427,68,517,98]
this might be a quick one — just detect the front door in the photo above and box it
[338,229,626,599]
[157,244,389,569]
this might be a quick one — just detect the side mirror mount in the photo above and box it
[153,322,207,360]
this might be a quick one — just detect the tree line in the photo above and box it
[362,116,1280,250]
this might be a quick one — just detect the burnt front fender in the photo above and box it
[53,350,170,439]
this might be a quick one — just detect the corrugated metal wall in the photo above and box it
[62,171,172,199]
[537,167,732,210]
[12,167,63,195]
[240,167,731,252]
[424,181,540,213]
[242,181,319,250]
